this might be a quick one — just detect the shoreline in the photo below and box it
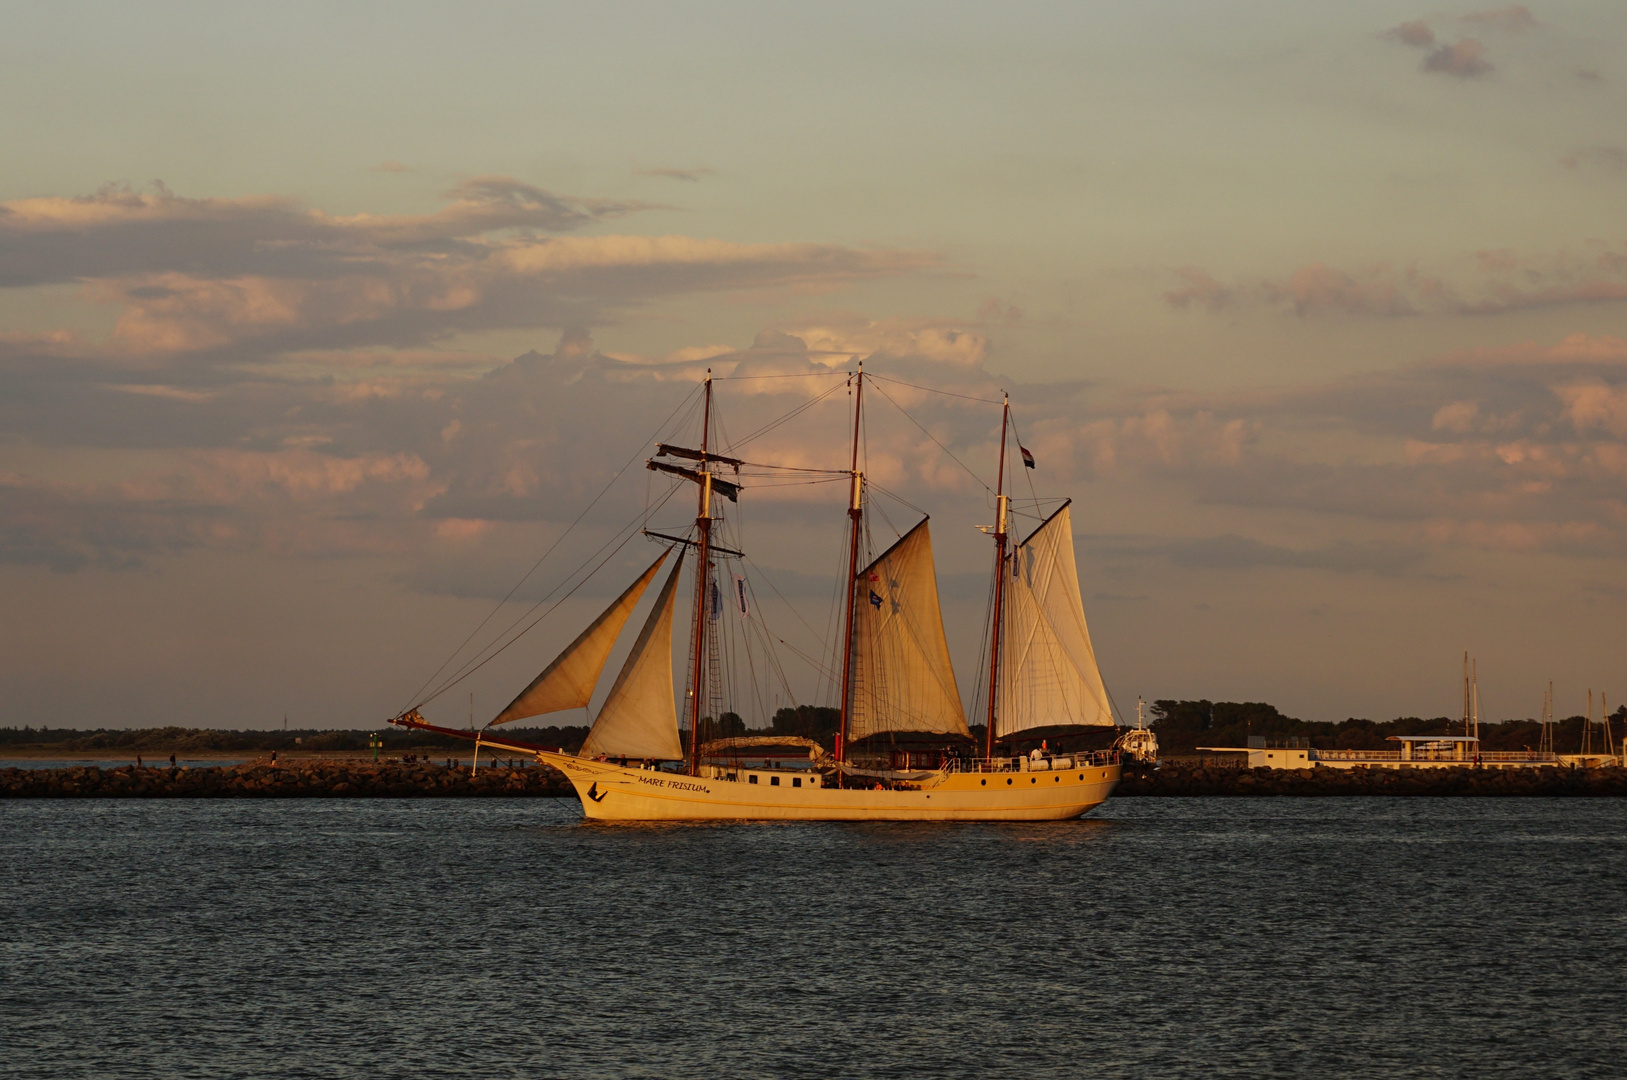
[3,761,1625,799]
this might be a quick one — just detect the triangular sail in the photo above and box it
[996,502,1113,736]
[579,554,685,760]
[847,518,969,740]
[490,551,669,727]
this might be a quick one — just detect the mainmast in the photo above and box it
[835,364,865,775]
[686,373,715,776]
[984,394,1011,761]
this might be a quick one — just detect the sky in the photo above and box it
[2,1,1624,730]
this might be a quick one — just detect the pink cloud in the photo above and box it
[1462,6,1539,33]
[1423,38,1494,78]
[1381,20,1437,48]
[1163,266,1233,312]
[1172,246,1627,321]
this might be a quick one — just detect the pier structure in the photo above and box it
[1196,734,1622,771]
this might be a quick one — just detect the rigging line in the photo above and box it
[740,574,799,710]
[867,373,1005,405]
[418,519,652,708]
[425,480,687,701]
[725,379,849,453]
[712,371,853,381]
[865,480,929,521]
[419,483,685,706]
[740,553,831,656]
[868,380,993,495]
[1005,410,1042,510]
[401,382,703,713]
[733,462,850,476]
[773,633,841,683]
[969,541,999,735]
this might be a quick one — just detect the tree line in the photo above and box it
[1148,699,1626,755]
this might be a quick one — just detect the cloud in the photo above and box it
[0,181,940,366]
[1168,243,1627,320]
[0,178,650,288]
[1265,263,1421,317]
[372,161,409,173]
[1165,535,1424,575]
[1381,20,1437,48]
[1423,38,1494,78]
[1378,19,1497,77]
[1562,146,1627,173]
[1163,267,1233,312]
[1462,6,1539,33]
[638,167,713,182]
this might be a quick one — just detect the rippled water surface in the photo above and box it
[4,797,1624,1079]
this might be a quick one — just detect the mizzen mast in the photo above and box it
[985,393,1011,761]
[835,364,865,775]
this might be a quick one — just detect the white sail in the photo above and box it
[847,519,970,740]
[580,554,685,760]
[490,551,669,727]
[996,502,1113,736]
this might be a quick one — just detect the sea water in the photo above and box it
[2,797,1623,1079]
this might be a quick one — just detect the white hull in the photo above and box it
[538,751,1119,822]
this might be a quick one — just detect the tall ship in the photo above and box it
[391,367,1128,820]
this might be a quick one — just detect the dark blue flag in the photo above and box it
[869,590,883,609]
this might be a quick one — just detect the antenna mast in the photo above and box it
[686,372,715,777]
[1464,653,1477,738]
[1581,688,1593,757]
[835,365,865,778]
[1471,659,1480,743]
[984,393,1011,761]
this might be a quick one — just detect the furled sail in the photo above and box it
[996,502,1113,736]
[846,518,970,740]
[579,554,686,760]
[489,550,669,727]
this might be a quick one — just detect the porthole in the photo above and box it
[980,779,987,786]
[1030,777,1036,784]
[1054,776,1059,782]
[1006,778,1012,785]
[1078,774,1084,780]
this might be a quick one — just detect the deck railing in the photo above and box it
[952,750,1120,773]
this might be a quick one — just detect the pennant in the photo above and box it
[733,575,749,617]
[869,589,883,609]
[1019,445,1036,469]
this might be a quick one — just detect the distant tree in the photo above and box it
[766,705,839,742]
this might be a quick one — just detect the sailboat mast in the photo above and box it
[984,394,1011,761]
[686,372,715,776]
[836,364,865,772]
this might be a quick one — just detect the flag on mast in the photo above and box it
[1019,445,1036,469]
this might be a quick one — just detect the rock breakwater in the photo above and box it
[1118,763,1627,797]
[0,761,573,799]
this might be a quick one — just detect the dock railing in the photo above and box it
[1309,748,1559,764]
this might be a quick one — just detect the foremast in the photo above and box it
[984,394,1011,761]
[835,364,865,781]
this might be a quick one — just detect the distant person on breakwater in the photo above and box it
[136,755,142,768]
[169,754,176,768]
